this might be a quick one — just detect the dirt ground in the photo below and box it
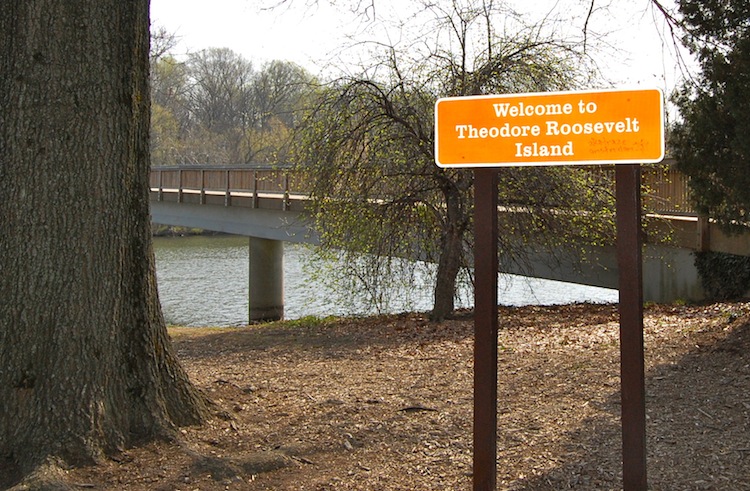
[54,302,750,489]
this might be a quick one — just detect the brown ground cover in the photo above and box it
[46,303,750,489]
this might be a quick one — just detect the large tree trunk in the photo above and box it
[0,1,209,483]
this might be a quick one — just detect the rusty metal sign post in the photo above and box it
[436,88,663,491]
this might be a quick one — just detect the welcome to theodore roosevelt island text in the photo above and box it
[454,99,641,158]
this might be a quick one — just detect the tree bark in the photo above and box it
[432,226,464,322]
[431,185,467,322]
[0,0,210,481]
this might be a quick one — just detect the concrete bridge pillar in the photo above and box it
[248,237,284,322]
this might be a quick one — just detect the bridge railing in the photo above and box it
[585,162,694,216]
[150,165,304,193]
[642,165,693,215]
[150,162,695,216]
[150,164,313,210]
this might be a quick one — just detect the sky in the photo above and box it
[150,1,360,72]
[149,0,693,95]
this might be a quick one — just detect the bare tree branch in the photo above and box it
[582,0,595,53]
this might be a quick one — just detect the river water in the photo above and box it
[153,235,618,326]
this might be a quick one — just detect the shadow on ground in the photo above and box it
[512,313,750,490]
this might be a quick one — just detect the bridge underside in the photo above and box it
[150,197,319,245]
[498,243,704,303]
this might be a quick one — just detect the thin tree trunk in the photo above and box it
[432,227,464,321]
[0,1,209,483]
[431,187,467,322]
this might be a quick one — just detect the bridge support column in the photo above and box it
[248,237,284,322]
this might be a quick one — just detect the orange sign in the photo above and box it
[435,88,664,167]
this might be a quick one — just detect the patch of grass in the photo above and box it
[167,316,339,339]
[268,315,337,329]
[168,326,241,339]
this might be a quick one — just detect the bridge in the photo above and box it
[149,163,750,322]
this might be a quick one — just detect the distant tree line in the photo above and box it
[149,29,317,166]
